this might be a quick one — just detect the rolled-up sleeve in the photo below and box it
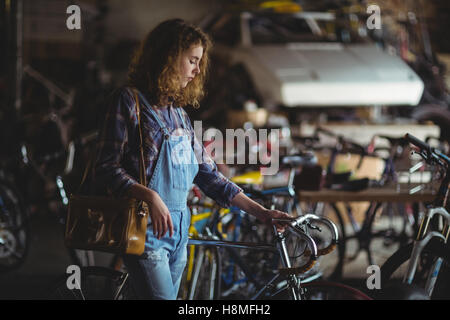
[194,161,243,208]
[93,89,138,197]
[181,109,242,208]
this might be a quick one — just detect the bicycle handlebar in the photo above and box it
[404,133,450,167]
[273,213,339,275]
[273,214,339,256]
[404,133,432,154]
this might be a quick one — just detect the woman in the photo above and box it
[93,18,291,300]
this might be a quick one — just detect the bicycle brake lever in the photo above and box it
[306,221,322,233]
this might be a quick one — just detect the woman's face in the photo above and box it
[179,44,203,88]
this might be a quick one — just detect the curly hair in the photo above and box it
[127,19,212,108]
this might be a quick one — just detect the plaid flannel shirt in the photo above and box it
[92,87,242,208]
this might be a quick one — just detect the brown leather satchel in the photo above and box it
[65,89,148,255]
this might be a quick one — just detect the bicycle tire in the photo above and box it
[301,281,373,300]
[188,245,222,300]
[0,180,30,273]
[380,238,450,299]
[260,279,372,300]
[47,266,136,300]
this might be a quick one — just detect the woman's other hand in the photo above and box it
[146,190,174,239]
[128,184,174,239]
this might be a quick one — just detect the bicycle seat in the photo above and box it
[231,171,263,186]
[281,152,317,168]
[326,171,352,185]
[329,177,369,192]
[291,135,320,144]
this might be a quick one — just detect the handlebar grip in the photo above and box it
[279,258,317,275]
[295,214,339,257]
[304,241,337,257]
[317,242,337,256]
[404,133,431,153]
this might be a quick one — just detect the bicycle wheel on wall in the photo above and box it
[47,266,136,300]
[380,238,450,299]
[0,181,30,272]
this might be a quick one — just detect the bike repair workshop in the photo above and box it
[0,0,450,303]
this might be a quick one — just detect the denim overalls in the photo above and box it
[123,92,199,300]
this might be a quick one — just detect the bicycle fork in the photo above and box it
[250,230,303,300]
[403,207,450,296]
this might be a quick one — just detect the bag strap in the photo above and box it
[132,89,147,187]
[78,88,146,192]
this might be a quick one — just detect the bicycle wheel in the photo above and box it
[342,202,415,277]
[188,246,222,300]
[301,281,373,300]
[0,181,30,272]
[380,238,450,299]
[258,279,372,300]
[47,266,137,300]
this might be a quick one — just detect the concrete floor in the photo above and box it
[0,212,117,299]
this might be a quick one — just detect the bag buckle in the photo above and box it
[137,210,147,217]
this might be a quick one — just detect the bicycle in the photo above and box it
[179,167,298,300]
[46,213,371,300]
[380,133,450,299]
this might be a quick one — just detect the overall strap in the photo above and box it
[132,89,147,187]
[175,106,188,130]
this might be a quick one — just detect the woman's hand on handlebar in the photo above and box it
[262,209,293,233]
[231,192,293,232]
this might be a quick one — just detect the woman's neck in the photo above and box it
[159,95,174,107]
